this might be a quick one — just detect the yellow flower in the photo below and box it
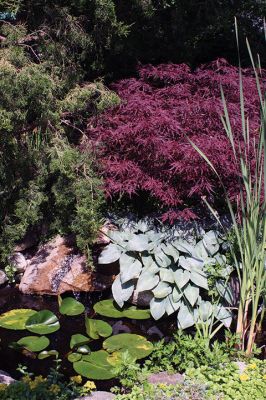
[0,384,7,391]
[83,380,96,390]
[247,363,257,370]
[239,374,249,382]
[22,376,32,384]
[158,383,167,389]
[49,384,61,394]
[70,375,83,384]
[263,375,266,380]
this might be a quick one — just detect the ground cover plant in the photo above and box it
[86,59,265,220]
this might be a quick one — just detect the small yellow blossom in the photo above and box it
[247,363,257,370]
[22,376,32,384]
[158,383,167,389]
[49,384,61,394]
[83,380,96,390]
[239,374,249,382]
[0,384,7,391]
[70,375,83,384]
[263,375,266,380]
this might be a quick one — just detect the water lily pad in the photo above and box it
[85,318,112,340]
[25,310,60,334]
[0,309,37,330]
[70,334,90,350]
[94,300,150,320]
[38,350,59,359]
[103,333,153,360]
[17,336,50,352]
[73,350,116,380]
[68,352,82,362]
[59,297,85,316]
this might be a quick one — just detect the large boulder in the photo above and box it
[0,370,16,385]
[19,235,115,295]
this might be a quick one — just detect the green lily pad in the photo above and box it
[0,309,37,330]
[70,334,90,350]
[59,297,85,316]
[25,310,60,334]
[73,350,116,380]
[103,333,153,360]
[85,318,112,340]
[93,300,150,320]
[38,350,59,359]
[17,336,50,352]
[68,352,82,362]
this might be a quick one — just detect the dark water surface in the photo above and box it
[0,286,176,389]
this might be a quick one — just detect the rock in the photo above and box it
[75,392,115,400]
[8,252,28,272]
[19,235,115,295]
[0,270,7,285]
[0,370,16,385]
[148,371,184,386]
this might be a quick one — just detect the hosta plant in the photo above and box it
[98,222,233,329]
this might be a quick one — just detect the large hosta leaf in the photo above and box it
[190,271,208,290]
[136,271,159,292]
[173,269,190,289]
[16,335,50,352]
[94,300,150,320]
[126,234,150,252]
[159,268,175,283]
[98,244,121,264]
[0,309,37,330]
[103,333,153,360]
[59,297,85,316]
[177,303,195,329]
[154,248,171,268]
[73,350,116,380]
[214,305,232,328]
[184,285,199,307]
[120,253,142,284]
[203,231,220,256]
[85,318,112,340]
[150,297,166,320]
[152,281,172,299]
[172,239,194,255]
[161,243,179,262]
[25,310,60,334]
[112,275,135,307]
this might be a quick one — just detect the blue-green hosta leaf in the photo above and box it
[198,301,213,321]
[203,231,220,256]
[214,305,232,328]
[159,268,175,283]
[136,220,150,233]
[165,295,180,316]
[177,303,195,329]
[216,281,234,305]
[184,285,199,307]
[152,282,172,299]
[190,271,208,290]
[193,241,209,260]
[179,256,204,272]
[108,230,128,245]
[153,247,172,268]
[173,269,190,289]
[172,239,194,255]
[126,234,150,252]
[214,253,227,266]
[142,255,154,269]
[112,275,135,307]
[161,243,179,262]
[136,272,159,292]
[150,297,166,320]
[172,287,183,302]
[120,253,142,284]
[98,244,121,264]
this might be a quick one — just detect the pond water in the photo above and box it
[0,286,177,390]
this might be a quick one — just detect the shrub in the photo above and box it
[86,59,265,220]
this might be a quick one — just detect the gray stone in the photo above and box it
[0,370,16,385]
[75,392,115,400]
[0,270,7,285]
[9,252,28,272]
[148,371,184,385]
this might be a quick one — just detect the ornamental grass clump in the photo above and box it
[189,21,266,354]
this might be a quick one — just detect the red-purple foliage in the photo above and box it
[85,59,265,220]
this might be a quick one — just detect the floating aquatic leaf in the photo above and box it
[70,334,90,350]
[68,352,82,362]
[16,336,50,352]
[85,318,112,340]
[0,309,37,330]
[38,350,59,359]
[103,333,153,360]
[73,350,116,380]
[25,310,60,334]
[93,300,150,320]
[59,297,85,316]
